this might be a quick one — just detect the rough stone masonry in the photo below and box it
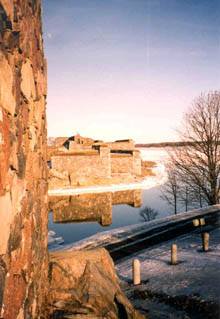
[0,1,48,318]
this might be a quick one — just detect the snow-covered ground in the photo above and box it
[116,226,220,317]
[48,166,166,196]
[139,147,169,162]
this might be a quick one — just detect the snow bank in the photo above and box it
[48,164,167,196]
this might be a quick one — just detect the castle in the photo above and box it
[47,134,142,188]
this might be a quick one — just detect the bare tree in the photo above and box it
[161,160,206,213]
[139,206,158,222]
[168,91,220,206]
[160,163,180,214]
[178,183,190,212]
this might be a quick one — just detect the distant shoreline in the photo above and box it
[135,140,216,148]
[135,141,189,148]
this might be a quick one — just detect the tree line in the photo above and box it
[161,91,220,214]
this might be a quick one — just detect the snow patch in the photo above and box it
[48,164,167,196]
[48,230,64,248]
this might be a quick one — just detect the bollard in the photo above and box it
[132,258,141,285]
[193,219,199,227]
[171,244,178,265]
[202,232,209,252]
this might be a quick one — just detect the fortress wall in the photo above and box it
[52,152,111,184]
[69,142,92,150]
[0,1,48,318]
[55,137,69,146]
[110,151,141,176]
[110,154,136,174]
[133,150,142,175]
[107,140,134,150]
[75,135,94,146]
[99,146,111,178]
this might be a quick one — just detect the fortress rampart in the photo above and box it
[107,139,135,150]
[51,147,111,184]
[48,135,142,188]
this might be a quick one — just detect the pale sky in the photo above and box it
[42,0,220,143]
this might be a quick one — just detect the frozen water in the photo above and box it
[48,230,64,248]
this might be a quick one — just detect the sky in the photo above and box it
[42,0,220,143]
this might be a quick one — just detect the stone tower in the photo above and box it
[0,1,48,318]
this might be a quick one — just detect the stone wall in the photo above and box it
[0,1,48,318]
[48,136,142,187]
[133,150,142,175]
[110,149,141,177]
[107,139,135,150]
[68,134,94,149]
[50,146,141,187]
[110,154,136,175]
[55,137,69,147]
[51,147,111,185]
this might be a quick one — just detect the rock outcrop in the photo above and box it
[0,1,48,318]
[47,249,145,319]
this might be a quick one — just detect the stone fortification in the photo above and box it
[48,134,142,188]
[0,1,48,318]
[107,139,135,150]
[111,154,135,175]
[55,136,69,147]
[51,145,111,186]
[67,133,94,150]
[111,151,141,176]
